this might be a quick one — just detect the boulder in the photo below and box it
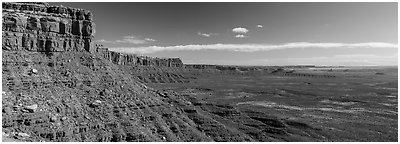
[30,68,38,74]
[17,132,30,138]
[61,116,67,121]
[90,100,102,108]
[50,115,58,122]
[23,104,38,113]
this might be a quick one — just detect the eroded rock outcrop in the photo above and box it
[96,46,183,67]
[2,2,95,52]
[2,3,208,142]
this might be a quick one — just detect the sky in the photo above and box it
[53,2,397,66]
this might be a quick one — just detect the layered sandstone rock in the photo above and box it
[2,2,95,53]
[96,46,183,67]
[2,2,181,66]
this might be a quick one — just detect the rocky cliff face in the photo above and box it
[2,2,182,66]
[1,3,208,142]
[96,46,183,67]
[2,2,95,52]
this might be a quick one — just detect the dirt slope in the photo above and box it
[3,50,331,142]
[2,50,209,142]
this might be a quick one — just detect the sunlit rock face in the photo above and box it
[96,46,183,67]
[2,2,95,53]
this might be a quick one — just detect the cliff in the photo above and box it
[2,2,95,52]
[2,2,210,142]
[95,45,183,67]
[2,2,183,67]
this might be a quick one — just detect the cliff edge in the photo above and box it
[3,2,95,52]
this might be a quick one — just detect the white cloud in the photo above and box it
[198,32,210,37]
[247,54,398,66]
[117,35,147,44]
[108,42,398,54]
[197,32,218,37]
[235,34,247,38]
[232,27,249,33]
[96,39,114,43]
[95,35,156,44]
[257,25,263,28]
[283,54,398,66]
[145,38,156,42]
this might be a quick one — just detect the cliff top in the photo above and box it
[3,2,93,21]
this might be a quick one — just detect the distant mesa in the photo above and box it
[95,44,183,67]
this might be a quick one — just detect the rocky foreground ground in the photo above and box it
[2,2,398,142]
